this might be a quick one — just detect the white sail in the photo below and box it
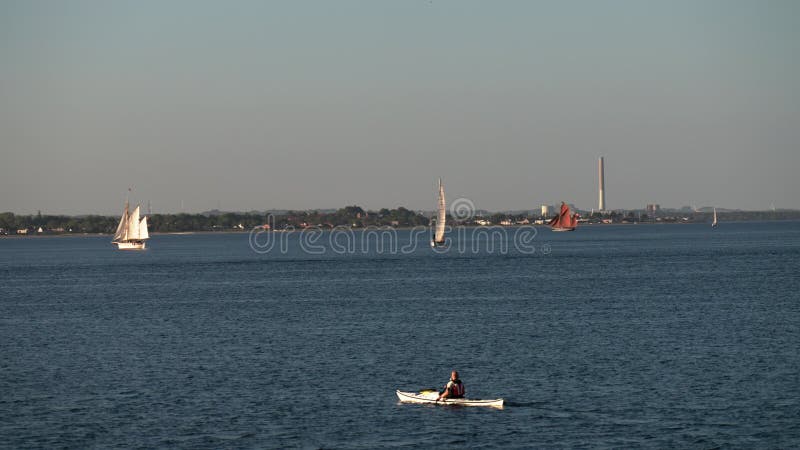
[434,178,446,243]
[112,192,147,249]
[127,205,141,240]
[139,216,149,240]
[712,207,718,227]
[112,204,129,242]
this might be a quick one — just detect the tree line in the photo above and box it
[0,206,433,234]
[2,208,798,235]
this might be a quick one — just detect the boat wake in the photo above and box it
[503,400,544,408]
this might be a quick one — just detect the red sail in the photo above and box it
[557,203,570,228]
[550,202,577,230]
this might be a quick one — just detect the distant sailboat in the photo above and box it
[711,207,718,229]
[112,193,150,250]
[548,202,578,232]
[431,178,446,247]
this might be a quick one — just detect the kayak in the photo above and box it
[396,390,504,408]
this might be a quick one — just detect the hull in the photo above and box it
[551,227,575,232]
[430,240,445,247]
[114,241,146,250]
[396,390,503,408]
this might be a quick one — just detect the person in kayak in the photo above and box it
[437,370,465,401]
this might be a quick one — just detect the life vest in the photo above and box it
[448,380,465,398]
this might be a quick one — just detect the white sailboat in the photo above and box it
[112,195,150,250]
[711,207,718,229]
[431,178,446,247]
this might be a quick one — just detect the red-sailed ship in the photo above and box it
[548,202,579,232]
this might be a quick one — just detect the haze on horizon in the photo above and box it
[1,0,798,215]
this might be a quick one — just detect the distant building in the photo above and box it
[646,204,661,215]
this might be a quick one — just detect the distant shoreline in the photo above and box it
[0,230,251,238]
[2,219,799,239]
[3,207,798,237]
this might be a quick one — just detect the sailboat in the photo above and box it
[548,202,578,232]
[431,178,446,247]
[711,207,718,228]
[112,194,150,250]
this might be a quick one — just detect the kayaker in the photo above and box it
[437,370,465,400]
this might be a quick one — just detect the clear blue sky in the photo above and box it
[1,0,798,214]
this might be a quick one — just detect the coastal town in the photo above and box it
[0,205,796,236]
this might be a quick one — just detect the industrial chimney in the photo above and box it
[598,157,606,212]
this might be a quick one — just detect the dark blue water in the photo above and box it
[2,222,799,448]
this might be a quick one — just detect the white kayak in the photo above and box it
[396,390,504,408]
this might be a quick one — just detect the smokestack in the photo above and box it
[598,157,606,211]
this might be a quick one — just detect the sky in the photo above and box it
[1,0,798,214]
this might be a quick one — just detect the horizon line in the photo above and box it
[2,205,792,217]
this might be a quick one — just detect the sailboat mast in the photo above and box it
[125,187,132,220]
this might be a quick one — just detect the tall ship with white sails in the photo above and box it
[112,194,149,250]
[431,178,446,247]
[712,207,718,228]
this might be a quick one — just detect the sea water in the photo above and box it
[1,222,799,448]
